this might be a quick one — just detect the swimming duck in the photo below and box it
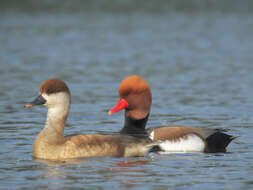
[108,75,236,153]
[25,78,158,160]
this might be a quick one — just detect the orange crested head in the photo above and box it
[39,78,70,95]
[118,75,150,98]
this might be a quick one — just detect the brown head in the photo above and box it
[24,78,70,109]
[108,75,152,119]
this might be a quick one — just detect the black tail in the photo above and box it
[204,132,237,153]
[148,145,163,153]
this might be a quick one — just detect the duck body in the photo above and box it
[33,132,152,159]
[121,115,235,153]
[147,126,235,153]
[109,75,236,153]
[25,78,158,160]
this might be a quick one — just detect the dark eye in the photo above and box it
[47,89,54,94]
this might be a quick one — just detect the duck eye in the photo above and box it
[47,89,54,94]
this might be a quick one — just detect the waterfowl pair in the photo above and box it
[25,79,158,160]
[108,75,236,153]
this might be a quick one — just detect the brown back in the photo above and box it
[147,126,204,141]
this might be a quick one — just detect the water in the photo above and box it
[0,1,253,189]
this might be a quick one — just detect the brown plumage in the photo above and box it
[40,78,70,95]
[109,75,236,153]
[25,78,158,160]
[147,126,204,141]
[119,75,151,98]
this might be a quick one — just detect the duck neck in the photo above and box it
[120,113,149,138]
[40,105,69,141]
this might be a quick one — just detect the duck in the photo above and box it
[108,75,236,153]
[24,78,160,160]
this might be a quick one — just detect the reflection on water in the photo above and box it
[32,157,154,189]
[0,1,253,189]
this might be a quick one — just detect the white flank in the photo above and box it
[157,134,205,153]
[149,131,154,140]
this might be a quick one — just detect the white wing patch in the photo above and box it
[157,134,205,153]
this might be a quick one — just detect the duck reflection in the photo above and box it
[32,156,164,189]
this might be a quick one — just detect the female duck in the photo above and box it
[25,78,157,160]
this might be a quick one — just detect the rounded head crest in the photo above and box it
[118,75,150,97]
[40,78,70,95]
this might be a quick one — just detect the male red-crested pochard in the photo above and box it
[108,75,236,153]
[25,78,159,160]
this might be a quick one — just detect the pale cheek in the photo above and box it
[42,94,55,107]
[41,92,70,109]
[46,98,59,107]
